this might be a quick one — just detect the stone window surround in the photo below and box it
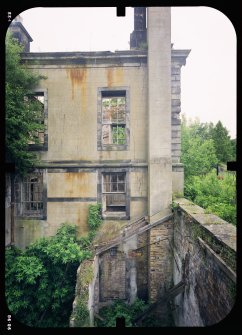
[28,88,48,151]
[97,86,130,151]
[97,167,130,220]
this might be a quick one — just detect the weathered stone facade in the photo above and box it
[7,8,190,250]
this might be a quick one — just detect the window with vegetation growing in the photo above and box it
[97,88,129,151]
[102,95,126,145]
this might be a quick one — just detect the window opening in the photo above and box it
[28,92,45,145]
[15,173,44,217]
[103,172,126,212]
[102,95,126,145]
[110,247,118,256]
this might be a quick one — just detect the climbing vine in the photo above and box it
[87,203,102,231]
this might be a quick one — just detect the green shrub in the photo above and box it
[96,299,148,327]
[6,205,104,327]
[6,223,88,327]
[184,171,236,225]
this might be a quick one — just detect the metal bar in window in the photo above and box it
[102,192,126,194]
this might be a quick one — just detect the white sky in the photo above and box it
[18,7,236,139]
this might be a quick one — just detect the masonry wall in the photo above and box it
[172,198,236,326]
[148,219,174,302]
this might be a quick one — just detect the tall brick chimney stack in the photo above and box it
[130,7,147,49]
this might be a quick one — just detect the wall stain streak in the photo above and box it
[64,172,90,197]
[115,67,124,85]
[106,68,113,87]
[106,67,124,87]
[66,68,87,111]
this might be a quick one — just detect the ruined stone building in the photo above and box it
[6,8,236,327]
[6,7,189,248]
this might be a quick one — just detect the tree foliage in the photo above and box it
[5,205,103,327]
[181,115,236,225]
[96,299,148,327]
[5,33,46,175]
[181,116,236,178]
[181,116,217,178]
[184,170,236,225]
[210,121,235,163]
[5,224,83,327]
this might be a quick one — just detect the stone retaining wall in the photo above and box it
[172,198,236,326]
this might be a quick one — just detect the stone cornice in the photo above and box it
[21,48,190,67]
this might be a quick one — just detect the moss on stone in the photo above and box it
[70,260,94,327]
[93,220,128,245]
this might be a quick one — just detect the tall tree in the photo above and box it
[211,121,234,163]
[5,33,45,175]
[181,116,217,178]
[230,138,237,161]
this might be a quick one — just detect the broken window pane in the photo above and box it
[106,193,126,211]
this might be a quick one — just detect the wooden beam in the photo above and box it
[96,214,172,255]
